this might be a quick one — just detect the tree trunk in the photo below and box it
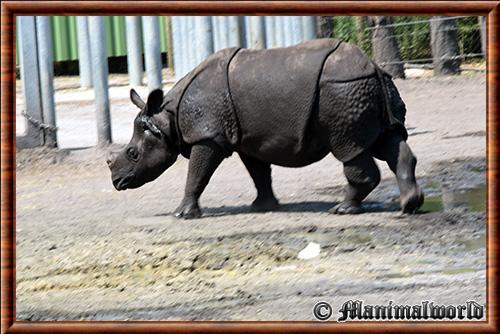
[478,16,486,55]
[355,16,367,49]
[430,16,461,76]
[316,16,333,38]
[165,17,174,70]
[370,16,405,78]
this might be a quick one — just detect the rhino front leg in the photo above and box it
[373,132,424,213]
[331,152,380,214]
[175,141,225,219]
[239,153,279,212]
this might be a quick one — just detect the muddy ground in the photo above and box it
[15,73,486,321]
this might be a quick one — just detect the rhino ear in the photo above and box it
[130,89,146,109]
[146,89,164,116]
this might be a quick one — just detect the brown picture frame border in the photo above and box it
[1,1,499,333]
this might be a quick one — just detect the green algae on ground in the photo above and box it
[419,185,486,213]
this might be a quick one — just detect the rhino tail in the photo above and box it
[372,62,408,140]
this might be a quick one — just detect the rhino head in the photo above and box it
[107,89,179,190]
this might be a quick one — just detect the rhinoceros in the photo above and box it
[107,38,424,219]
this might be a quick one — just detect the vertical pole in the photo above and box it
[76,17,93,88]
[249,16,266,49]
[302,16,317,41]
[171,16,182,80]
[275,16,285,47]
[36,16,57,147]
[290,16,304,44]
[142,16,163,91]
[218,17,229,49]
[212,16,220,51]
[265,16,277,48]
[283,16,293,46]
[125,16,143,87]
[228,16,242,47]
[193,16,201,63]
[179,16,188,76]
[88,16,112,146]
[197,16,214,61]
[238,16,247,48]
[186,16,196,69]
[18,16,43,148]
[165,17,174,70]
[244,16,252,47]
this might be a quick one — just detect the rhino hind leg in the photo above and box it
[331,152,381,214]
[175,140,225,219]
[373,131,424,214]
[239,153,279,212]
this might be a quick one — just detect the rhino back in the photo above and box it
[228,39,341,166]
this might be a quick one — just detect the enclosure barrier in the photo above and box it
[16,16,485,149]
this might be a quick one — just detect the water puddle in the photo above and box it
[419,185,486,213]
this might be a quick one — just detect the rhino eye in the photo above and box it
[127,147,139,161]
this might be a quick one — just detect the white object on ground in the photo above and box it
[298,242,321,260]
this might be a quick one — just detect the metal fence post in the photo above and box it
[290,16,304,44]
[218,17,229,49]
[88,16,112,146]
[302,16,317,41]
[36,16,57,147]
[284,16,294,46]
[125,16,144,87]
[197,16,214,63]
[179,17,188,76]
[186,16,196,70]
[171,16,182,80]
[76,17,93,88]
[265,16,277,48]
[228,16,242,47]
[142,16,163,90]
[17,16,43,149]
[165,17,174,70]
[244,16,252,47]
[249,16,266,49]
[211,16,220,51]
[275,16,285,47]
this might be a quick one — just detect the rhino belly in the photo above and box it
[238,130,329,167]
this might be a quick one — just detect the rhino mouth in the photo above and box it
[113,173,135,191]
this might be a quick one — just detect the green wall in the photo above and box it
[16,16,169,64]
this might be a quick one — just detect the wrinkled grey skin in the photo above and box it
[108,40,424,219]
[107,90,178,191]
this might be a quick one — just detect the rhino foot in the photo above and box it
[174,201,202,219]
[251,197,280,212]
[330,201,363,215]
[401,186,424,214]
